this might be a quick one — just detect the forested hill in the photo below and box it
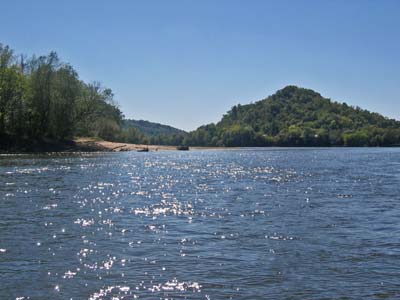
[123,119,186,137]
[187,86,400,147]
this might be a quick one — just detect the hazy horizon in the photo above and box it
[1,0,399,131]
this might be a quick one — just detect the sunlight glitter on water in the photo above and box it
[1,149,400,299]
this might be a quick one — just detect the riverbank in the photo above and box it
[74,138,178,152]
[2,138,399,154]
[0,137,184,154]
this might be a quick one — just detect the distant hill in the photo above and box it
[123,119,186,137]
[187,86,400,147]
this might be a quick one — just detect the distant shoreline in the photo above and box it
[0,138,176,154]
[1,137,400,155]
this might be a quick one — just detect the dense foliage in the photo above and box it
[186,86,400,147]
[0,43,129,149]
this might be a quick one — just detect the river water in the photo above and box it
[0,148,399,299]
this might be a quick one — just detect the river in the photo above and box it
[1,148,399,299]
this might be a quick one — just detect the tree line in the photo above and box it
[0,43,149,149]
[2,43,399,149]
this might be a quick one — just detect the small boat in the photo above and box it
[137,147,149,152]
[177,145,189,151]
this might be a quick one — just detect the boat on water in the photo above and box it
[137,148,149,152]
[177,145,189,151]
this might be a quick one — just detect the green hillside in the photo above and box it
[187,86,400,147]
[123,119,186,137]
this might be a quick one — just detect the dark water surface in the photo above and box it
[1,148,400,299]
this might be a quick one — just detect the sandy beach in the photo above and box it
[74,138,184,152]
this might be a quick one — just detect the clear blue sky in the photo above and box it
[1,0,399,131]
